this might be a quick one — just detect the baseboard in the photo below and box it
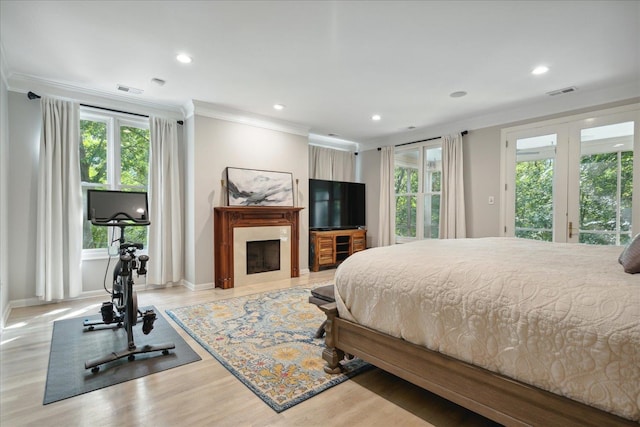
[5,283,153,317]
[181,279,214,291]
[1,301,11,331]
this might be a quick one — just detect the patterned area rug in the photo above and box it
[166,284,369,412]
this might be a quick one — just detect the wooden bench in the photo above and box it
[308,284,335,338]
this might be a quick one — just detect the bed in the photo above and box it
[320,237,639,426]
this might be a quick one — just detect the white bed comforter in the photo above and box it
[334,238,640,421]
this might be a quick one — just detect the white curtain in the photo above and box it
[309,145,355,181]
[36,97,82,301]
[147,117,183,286]
[440,133,466,238]
[378,146,396,246]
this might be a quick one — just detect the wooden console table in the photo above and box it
[309,229,366,272]
[214,206,303,289]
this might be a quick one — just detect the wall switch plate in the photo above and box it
[488,196,495,205]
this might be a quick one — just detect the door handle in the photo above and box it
[568,221,574,239]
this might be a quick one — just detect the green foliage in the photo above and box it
[120,126,149,187]
[516,150,633,244]
[578,151,633,244]
[80,120,107,184]
[395,167,418,237]
[515,158,553,241]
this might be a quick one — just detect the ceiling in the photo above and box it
[1,1,639,150]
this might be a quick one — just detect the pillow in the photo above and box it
[619,233,640,274]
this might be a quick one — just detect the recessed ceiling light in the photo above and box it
[371,114,381,121]
[273,104,285,110]
[532,65,549,75]
[176,54,192,64]
[450,91,467,98]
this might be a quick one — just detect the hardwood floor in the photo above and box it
[1,270,500,427]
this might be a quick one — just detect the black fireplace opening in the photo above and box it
[246,239,281,274]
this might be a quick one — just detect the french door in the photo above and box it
[502,107,639,244]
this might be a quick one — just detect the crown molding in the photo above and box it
[193,100,310,137]
[308,133,359,151]
[182,100,195,120]
[7,73,185,119]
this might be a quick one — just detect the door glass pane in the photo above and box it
[579,122,634,245]
[515,134,556,241]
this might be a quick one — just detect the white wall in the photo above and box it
[184,110,310,289]
[359,149,380,247]
[6,91,40,303]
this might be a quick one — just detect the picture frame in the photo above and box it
[225,167,294,207]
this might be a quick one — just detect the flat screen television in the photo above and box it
[309,179,365,230]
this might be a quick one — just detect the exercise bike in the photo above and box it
[83,190,175,373]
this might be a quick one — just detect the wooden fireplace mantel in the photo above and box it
[213,206,304,289]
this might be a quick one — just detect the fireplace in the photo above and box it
[247,240,280,274]
[214,206,303,289]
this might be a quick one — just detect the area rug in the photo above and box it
[44,305,201,404]
[166,285,369,412]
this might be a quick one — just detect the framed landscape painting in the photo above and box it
[226,167,294,207]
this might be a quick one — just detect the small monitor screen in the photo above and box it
[87,190,149,222]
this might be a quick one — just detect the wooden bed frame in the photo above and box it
[320,303,635,427]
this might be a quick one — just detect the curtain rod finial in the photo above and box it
[27,91,41,100]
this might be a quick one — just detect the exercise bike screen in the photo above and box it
[88,190,149,222]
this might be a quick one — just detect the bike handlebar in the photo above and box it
[90,211,150,227]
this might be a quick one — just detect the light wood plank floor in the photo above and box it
[1,270,500,427]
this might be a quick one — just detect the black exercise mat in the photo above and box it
[44,305,201,404]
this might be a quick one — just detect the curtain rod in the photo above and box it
[27,91,184,125]
[377,130,468,151]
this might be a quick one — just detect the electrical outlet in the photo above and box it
[488,196,495,205]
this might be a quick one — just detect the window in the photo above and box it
[395,142,442,242]
[80,109,150,253]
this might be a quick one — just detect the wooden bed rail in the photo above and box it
[319,302,636,427]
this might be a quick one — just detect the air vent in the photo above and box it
[546,86,577,96]
[117,84,143,94]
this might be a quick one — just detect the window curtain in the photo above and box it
[378,146,396,246]
[147,117,183,286]
[36,97,83,301]
[309,145,355,181]
[439,133,466,238]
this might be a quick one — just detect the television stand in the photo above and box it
[309,229,366,272]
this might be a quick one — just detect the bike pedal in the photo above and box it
[142,310,156,335]
[101,302,115,324]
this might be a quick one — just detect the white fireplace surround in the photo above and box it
[233,226,291,286]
